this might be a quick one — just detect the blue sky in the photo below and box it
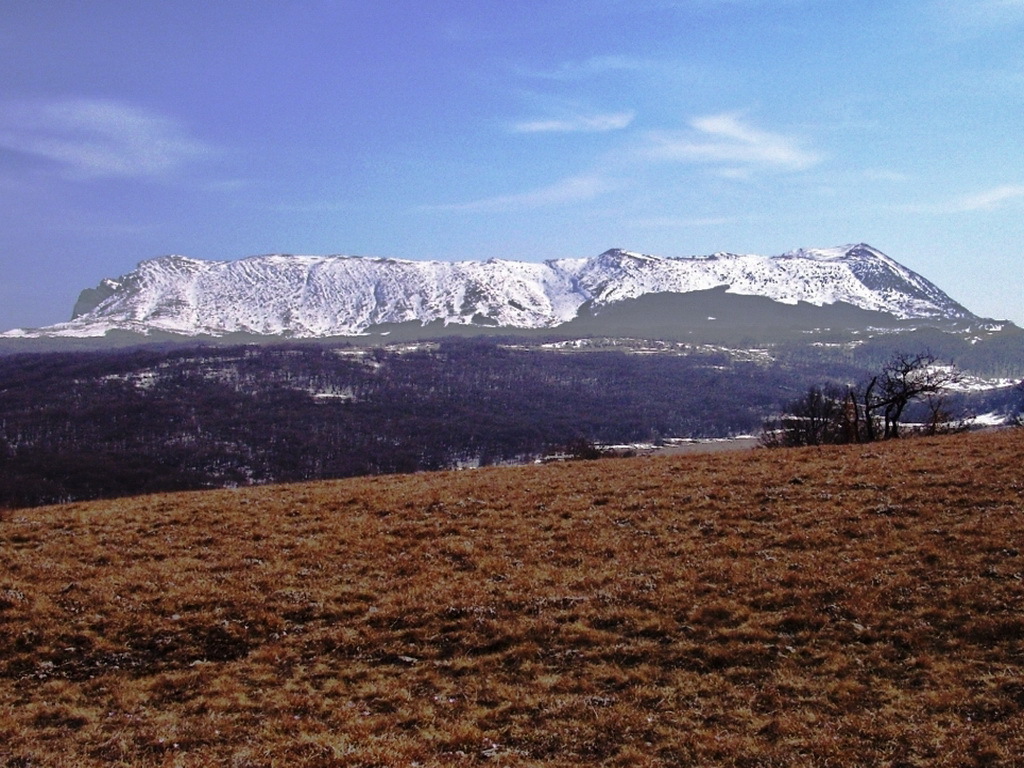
[2,0,1022,330]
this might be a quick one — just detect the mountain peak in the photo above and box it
[597,248,662,262]
[6,244,975,339]
[780,243,875,260]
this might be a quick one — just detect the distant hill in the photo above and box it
[1,338,1021,509]
[2,243,987,343]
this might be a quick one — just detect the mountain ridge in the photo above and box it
[4,243,977,339]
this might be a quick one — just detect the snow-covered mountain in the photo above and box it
[4,243,974,339]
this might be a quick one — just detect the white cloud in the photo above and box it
[863,168,910,183]
[936,0,1024,29]
[609,0,816,13]
[643,112,822,174]
[0,97,211,180]
[526,55,650,81]
[512,111,635,134]
[904,184,1024,214]
[969,0,1024,16]
[634,215,737,227]
[424,174,614,212]
[957,184,1024,211]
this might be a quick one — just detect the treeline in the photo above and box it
[0,339,807,508]
[772,324,1024,380]
[0,338,1017,509]
[763,351,1023,448]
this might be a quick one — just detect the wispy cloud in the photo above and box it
[905,184,1024,214]
[524,55,650,81]
[964,0,1024,19]
[512,111,635,134]
[634,215,738,227]
[957,184,1024,211]
[608,0,817,13]
[863,168,910,183]
[972,65,1024,95]
[643,112,822,175]
[935,0,1024,29]
[0,97,211,180]
[424,174,614,213]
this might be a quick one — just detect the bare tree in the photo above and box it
[1011,380,1024,427]
[764,352,963,448]
[862,352,962,439]
[762,384,853,447]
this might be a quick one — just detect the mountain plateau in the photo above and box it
[1,244,985,341]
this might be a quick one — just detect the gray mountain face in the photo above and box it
[6,243,975,340]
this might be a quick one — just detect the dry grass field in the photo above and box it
[2,429,1024,767]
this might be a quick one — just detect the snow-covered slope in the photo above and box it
[3,244,973,338]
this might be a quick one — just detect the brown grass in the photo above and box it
[2,429,1024,766]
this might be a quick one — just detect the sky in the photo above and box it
[1,0,1022,330]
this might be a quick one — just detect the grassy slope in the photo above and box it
[2,430,1024,767]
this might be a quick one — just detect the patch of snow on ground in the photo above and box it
[967,412,1010,427]
[947,374,1018,393]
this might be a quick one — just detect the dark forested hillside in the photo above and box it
[0,338,1019,509]
[0,341,788,507]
